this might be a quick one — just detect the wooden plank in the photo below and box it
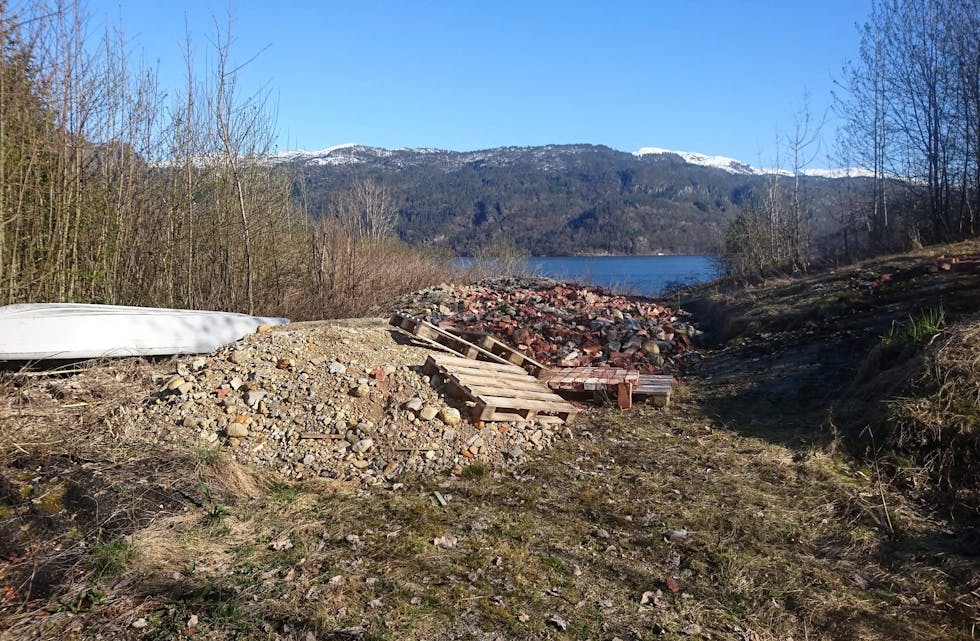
[475,405,535,422]
[454,330,549,376]
[390,313,513,368]
[428,353,527,374]
[425,358,532,382]
[464,384,568,403]
[475,394,578,413]
[443,364,540,384]
[475,402,575,423]
[452,372,554,392]
[409,331,468,359]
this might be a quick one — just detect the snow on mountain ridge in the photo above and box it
[633,147,757,174]
[270,143,871,177]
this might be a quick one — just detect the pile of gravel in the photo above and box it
[143,320,575,484]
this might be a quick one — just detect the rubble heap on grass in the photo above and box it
[144,321,571,484]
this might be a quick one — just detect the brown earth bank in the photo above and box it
[1,245,979,640]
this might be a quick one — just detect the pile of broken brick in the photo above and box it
[420,280,702,375]
[926,254,980,273]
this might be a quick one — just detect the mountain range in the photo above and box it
[274,144,867,255]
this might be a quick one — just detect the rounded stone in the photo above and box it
[439,407,462,426]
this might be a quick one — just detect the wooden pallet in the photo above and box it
[451,330,549,376]
[540,367,673,408]
[424,353,578,424]
[634,374,675,407]
[390,313,513,367]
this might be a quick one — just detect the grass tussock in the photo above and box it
[884,316,980,498]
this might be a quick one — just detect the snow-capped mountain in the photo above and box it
[273,142,884,257]
[271,143,870,178]
[632,147,759,175]
[632,146,874,178]
[267,143,600,172]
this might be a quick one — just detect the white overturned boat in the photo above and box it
[0,303,289,360]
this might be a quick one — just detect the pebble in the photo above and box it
[351,438,374,454]
[351,384,370,398]
[227,421,249,438]
[419,406,439,421]
[439,407,462,426]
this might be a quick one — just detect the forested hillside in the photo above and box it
[284,144,873,256]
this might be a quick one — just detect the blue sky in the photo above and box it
[87,0,871,166]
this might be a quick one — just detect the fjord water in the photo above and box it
[528,255,716,297]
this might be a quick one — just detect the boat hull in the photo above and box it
[0,303,288,360]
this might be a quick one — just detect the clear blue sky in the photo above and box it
[87,0,871,166]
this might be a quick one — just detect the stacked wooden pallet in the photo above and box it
[423,353,578,424]
[391,312,674,421]
[539,367,674,408]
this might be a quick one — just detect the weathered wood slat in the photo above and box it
[452,330,549,376]
[463,384,567,403]
[390,313,513,368]
[451,372,554,392]
[475,394,578,412]
[426,352,527,374]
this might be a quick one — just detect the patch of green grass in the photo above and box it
[62,587,107,613]
[199,483,230,524]
[460,462,488,479]
[190,443,221,467]
[884,305,946,350]
[266,481,301,503]
[90,537,136,578]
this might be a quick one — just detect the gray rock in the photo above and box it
[230,350,246,365]
[244,390,266,407]
[351,438,374,454]
[328,362,347,374]
[405,397,423,412]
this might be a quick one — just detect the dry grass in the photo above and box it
[3,386,976,640]
[884,316,980,498]
[5,240,980,638]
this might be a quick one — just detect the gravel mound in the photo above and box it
[145,319,574,484]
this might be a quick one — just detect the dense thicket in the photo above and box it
[0,1,449,318]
